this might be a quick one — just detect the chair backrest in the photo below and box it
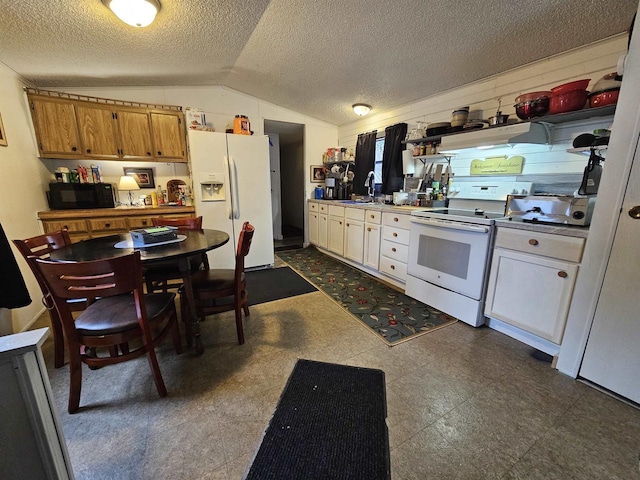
[36,252,143,304]
[13,230,72,294]
[235,222,255,277]
[152,216,203,230]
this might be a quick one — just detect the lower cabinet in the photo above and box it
[318,213,328,249]
[309,211,319,245]
[344,207,365,263]
[485,227,585,344]
[328,215,344,255]
[379,212,411,282]
[363,223,381,269]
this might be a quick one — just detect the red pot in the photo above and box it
[548,89,588,114]
[551,79,591,95]
[588,88,620,108]
[514,97,550,120]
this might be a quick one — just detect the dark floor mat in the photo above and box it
[244,359,390,480]
[246,266,317,306]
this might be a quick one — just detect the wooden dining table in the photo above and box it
[49,229,230,355]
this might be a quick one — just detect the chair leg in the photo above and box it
[145,347,167,398]
[234,302,245,345]
[180,294,193,348]
[170,310,182,354]
[49,310,66,368]
[67,344,83,414]
[120,343,130,355]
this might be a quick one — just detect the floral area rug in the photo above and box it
[276,247,457,346]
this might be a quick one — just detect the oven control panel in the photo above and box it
[448,182,534,201]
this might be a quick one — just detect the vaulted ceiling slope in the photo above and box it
[0,1,636,126]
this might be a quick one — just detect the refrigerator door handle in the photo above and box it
[230,156,240,219]
[224,155,233,220]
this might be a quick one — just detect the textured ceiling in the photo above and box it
[0,0,636,126]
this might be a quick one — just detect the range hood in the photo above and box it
[440,122,550,151]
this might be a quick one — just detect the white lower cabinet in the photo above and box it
[379,212,411,282]
[308,211,319,245]
[364,223,381,269]
[318,213,328,249]
[328,205,345,255]
[485,228,585,344]
[344,207,365,263]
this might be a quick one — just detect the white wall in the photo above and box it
[0,64,54,333]
[338,35,627,180]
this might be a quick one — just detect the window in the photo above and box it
[374,137,385,195]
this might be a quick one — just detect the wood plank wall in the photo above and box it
[338,35,627,183]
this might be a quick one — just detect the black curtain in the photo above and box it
[381,123,407,194]
[353,130,377,195]
[0,223,31,309]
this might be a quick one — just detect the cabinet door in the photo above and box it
[150,112,186,161]
[76,103,119,157]
[485,248,578,343]
[28,96,81,157]
[308,211,319,245]
[116,108,153,159]
[364,223,381,270]
[318,214,328,249]
[344,219,364,263]
[328,216,344,255]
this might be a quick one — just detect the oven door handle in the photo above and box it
[410,218,490,233]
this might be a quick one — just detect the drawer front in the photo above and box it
[382,212,412,230]
[89,218,128,232]
[379,256,407,282]
[495,228,585,263]
[365,210,382,225]
[309,202,318,212]
[43,219,89,233]
[318,203,328,214]
[381,239,409,262]
[382,226,410,245]
[328,205,345,217]
[345,207,365,221]
[127,216,157,229]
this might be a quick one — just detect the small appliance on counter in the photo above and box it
[47,182,116,210]
[325,176,336,199]
[505,194,595,226]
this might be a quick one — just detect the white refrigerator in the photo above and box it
[189,130,274,270]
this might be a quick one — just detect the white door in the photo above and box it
[227,134,275,269]
[579,140,640,403]
[268,134,283,241]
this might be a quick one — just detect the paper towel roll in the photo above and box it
[402,149,415,175]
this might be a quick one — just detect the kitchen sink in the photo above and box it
[338,200,375,204]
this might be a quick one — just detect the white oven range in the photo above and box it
[405,181,533,327]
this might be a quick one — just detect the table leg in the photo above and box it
[178,259,204,356]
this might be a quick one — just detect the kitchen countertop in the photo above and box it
[495,218,589,238]
[309,199,426,213]
[38,206,196,220]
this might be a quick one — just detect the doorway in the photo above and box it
[264,120,305,251]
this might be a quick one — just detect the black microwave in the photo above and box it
[47,182,116,210]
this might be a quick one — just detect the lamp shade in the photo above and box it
[352,103,372,116]
[103,0,160,28]
[118,175,141,191]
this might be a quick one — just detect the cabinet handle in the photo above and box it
[147,152,151,156]
[105,223,111,228]
[346,223,350,227]
[142,220,148,225]
[367,227,371,232]
[529,239,539,246]
[63,225,69,230]
[393,232,398,237]
[392,247,396,252]
[558,271,568,278]
[394,217,399,222]
[370,214,374,219]
[339,221,342,225]
[86,149,91,154]
[157,151,162,156]
[71,146,77,151]
[390,265,395,270]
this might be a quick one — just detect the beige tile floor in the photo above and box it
[35,282,640,479]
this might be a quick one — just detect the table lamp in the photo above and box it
[118,175,141,206]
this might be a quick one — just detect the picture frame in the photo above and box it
[310,165,326,183]
[123,167,155,188]
[0,113,7,146]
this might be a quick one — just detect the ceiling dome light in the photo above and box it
[352,104,372,116]
[103,0,161,28]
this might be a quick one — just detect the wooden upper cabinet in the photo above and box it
[25,89,186,163]
[116,108,153,159]
[75,103,119,158]
[29,96,81,157]
[150,112,186,162]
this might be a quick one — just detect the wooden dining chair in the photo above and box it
[35,251,181,414]
[144,216,208,294]
[181,221,254,345]
[13,229,85,369]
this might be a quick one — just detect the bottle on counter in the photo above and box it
[151,190,158,207]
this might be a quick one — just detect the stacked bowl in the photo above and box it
[548,79,590,114]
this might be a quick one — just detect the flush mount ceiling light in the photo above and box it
[102,0,161,28]
[352,104,372,116]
